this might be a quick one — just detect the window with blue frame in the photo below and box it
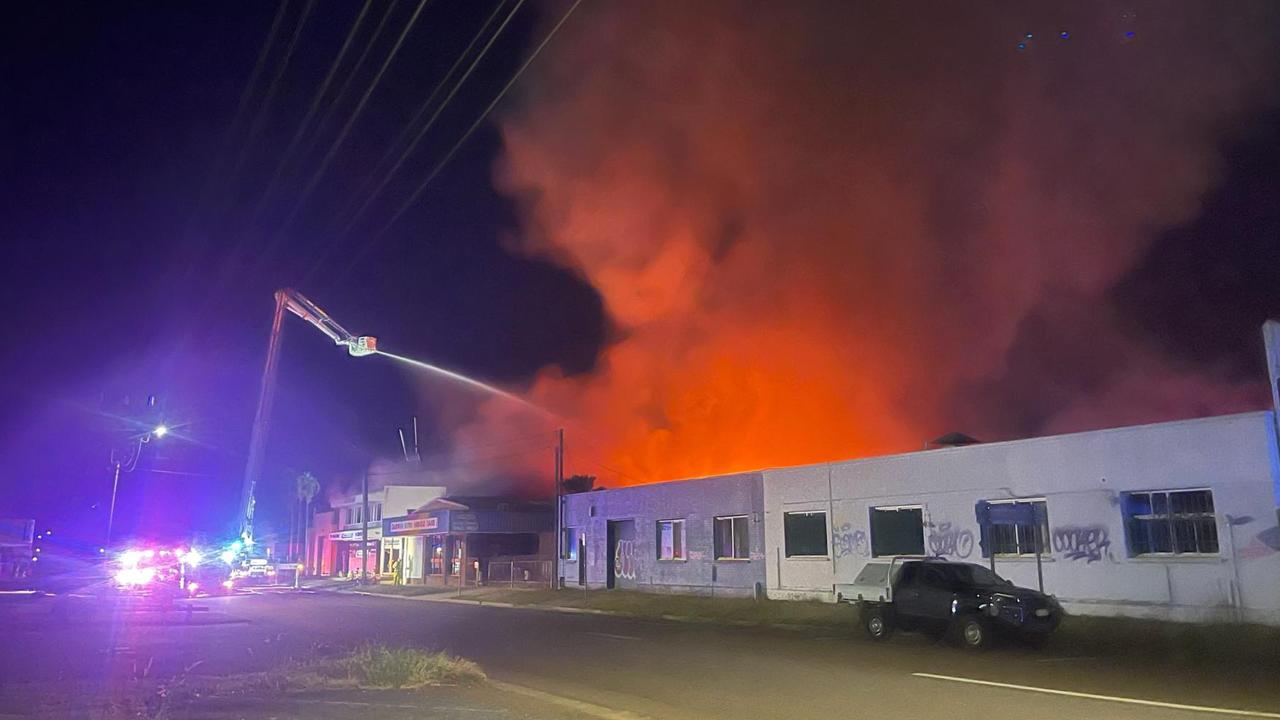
[561,528,580,560]
[983,499,1049,556]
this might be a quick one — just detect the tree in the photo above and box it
[563,474,597,494]
[295,472,320,570]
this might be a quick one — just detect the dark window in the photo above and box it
[919,565,949,589]
[714,516,750,559]
[783,511,828,557]
[1124,490,1218,555]
[657,519,685,560]
[561,528,580,560]
[934,563,1006,588]
[985,500,1049,556]
[897,562,918,585]
[870,507,924,556]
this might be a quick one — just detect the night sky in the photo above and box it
[3,1,1280,548]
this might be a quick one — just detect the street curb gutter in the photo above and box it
[345,590,830,631]
[489,680,653,720]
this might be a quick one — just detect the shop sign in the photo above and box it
[329,527,383,541]
[451,512,479,532]
[388,516,438,534]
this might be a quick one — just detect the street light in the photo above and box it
[105,425,169,546]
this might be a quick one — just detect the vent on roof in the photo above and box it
[930,432,981,448]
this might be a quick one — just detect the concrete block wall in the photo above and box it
[560,472,766,597]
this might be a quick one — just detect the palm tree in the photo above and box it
[295,472,320,572]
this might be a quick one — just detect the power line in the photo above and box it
[229,0,318,178]
[177,0,290,241]
[299,0,525,285]
[291,0,402,179]
[573,458,644,486]
[367,443,555,475]
[249,0,376,224]
[366,0,584,246]
[335,0,523,238]
[275,0,434,236]
[251,0,402,254]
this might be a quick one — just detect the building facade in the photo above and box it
[381,496,553,585]
[559,472,767,597]
[309,484,446,578]
[557,413,1280,624]
[765,411,1280,625]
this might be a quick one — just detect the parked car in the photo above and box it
[836,557,1062,649]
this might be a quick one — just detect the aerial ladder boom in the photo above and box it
[238,289,375,544]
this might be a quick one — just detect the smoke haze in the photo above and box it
[446,1,1280,487]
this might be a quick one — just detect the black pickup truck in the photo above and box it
[836,557,1062,649]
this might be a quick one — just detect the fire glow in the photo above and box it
[442,3,1277,488]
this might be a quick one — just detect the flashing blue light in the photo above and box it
[1016,42,1027,51]
[1060,31,1069,40]
[1125,31,1135,39]
[1025,33,1033,39]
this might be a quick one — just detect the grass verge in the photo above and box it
[3,645,486,719]
[336,645,486,688]
[442,587,1280,670]
[466,587,856,626]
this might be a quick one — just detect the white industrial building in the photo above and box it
[764,410,1280,624]
[558,321,1280,625]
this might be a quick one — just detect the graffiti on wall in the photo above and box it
[1052,525,1111,563]
[613,539,636,580]
[927,522,974,559]
[1239,526,1280,561]
[832,523,869,559]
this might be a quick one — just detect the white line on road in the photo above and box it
[583,631,642,641]
[913,673,1280,718]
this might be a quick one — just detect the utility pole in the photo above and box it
[106,461,123,546]
[105,426,165,547]
[554,428,564,589]
[361,469,370,583]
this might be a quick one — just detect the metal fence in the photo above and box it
[486,559,554,588]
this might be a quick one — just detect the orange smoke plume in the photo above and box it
[449,2,1278,488]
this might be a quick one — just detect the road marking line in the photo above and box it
[913,673,1280,718]
[490,680,651,720]
[584,631,642,641]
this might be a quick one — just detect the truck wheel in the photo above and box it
[957,616,990,650]
[863,606,894,641]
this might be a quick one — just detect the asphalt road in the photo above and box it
[2,590,1278,720]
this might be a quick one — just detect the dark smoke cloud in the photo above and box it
[1111,110,1280,382]
[444,1,1280,487]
